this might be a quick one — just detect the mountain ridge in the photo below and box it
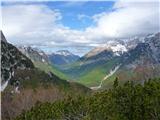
[49,50,80,66]
[61,32,160,88]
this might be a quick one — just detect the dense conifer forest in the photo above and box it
[15,78,160,120]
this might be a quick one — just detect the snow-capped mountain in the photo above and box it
[123,33,160,66]
[49,50,80,66]
[145,33,160,63]
[55,50,74,56]
[18,46,50,64]
[17,47,80,66]
[84,33,159,60]
[85,42,127,58]
[64,32,160,84]
[81,40,128,65]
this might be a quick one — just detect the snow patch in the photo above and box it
[86,43,127,58]
[1,80,9,91]
[110,44,127,53]
[90,65,121,90]
[55,50,73,56]
[1,72,12,91]
[42,58,45,62]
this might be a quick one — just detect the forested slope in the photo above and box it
[15,78,160,120]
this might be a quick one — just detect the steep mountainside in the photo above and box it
[100,33,160,89]
[1,32,90,120]
[18,46,50,64]
[17,46,68,79]
[1,31,34,91]
[49,50,80,66]
[122,33,160,66]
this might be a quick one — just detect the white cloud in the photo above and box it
[2,0,160,55]
[88,0,159,38]
[2,5,61,38]
[77,14,90,20]
[2,5,91,48]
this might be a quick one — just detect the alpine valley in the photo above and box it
[17,33,160,90]
[61,33,160,89]
[1,1,160,119]
[1,31,160,120]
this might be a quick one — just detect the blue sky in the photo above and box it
[2,1,115,30]
[45,1,114,30]
[2,0,159,56]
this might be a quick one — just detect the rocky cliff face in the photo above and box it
[18,46,50,64]
[146,33,160,63]
[1,31,34,89]
[122,33,160,68]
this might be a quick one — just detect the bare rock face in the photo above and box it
[146,33,160,63]
[18,46,50,64]
[1,31,7,42]
[1,31,34,87]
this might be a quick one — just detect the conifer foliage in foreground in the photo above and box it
[15,78,160,120]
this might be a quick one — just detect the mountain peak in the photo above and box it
[17,46,50,64]
[1,31,7,42]
[55,50,73,56]
[85,42,128,58]
[85,33,160,59]
[49,50,80,66]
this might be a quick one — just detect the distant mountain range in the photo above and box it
[1,30,160,119]
[48,50,80,66]
[17,46,80,66]
[61,33,160,88]
[17,46,80,79]
[18,46,50,64]
[15,32,160,89]
[2,30,160,91]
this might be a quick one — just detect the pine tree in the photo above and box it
[113,77,119,88]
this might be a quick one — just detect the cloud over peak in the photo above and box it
[2,0,159,55]
[89,0,159,38]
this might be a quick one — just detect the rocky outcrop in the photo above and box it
[1,31,34,90]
